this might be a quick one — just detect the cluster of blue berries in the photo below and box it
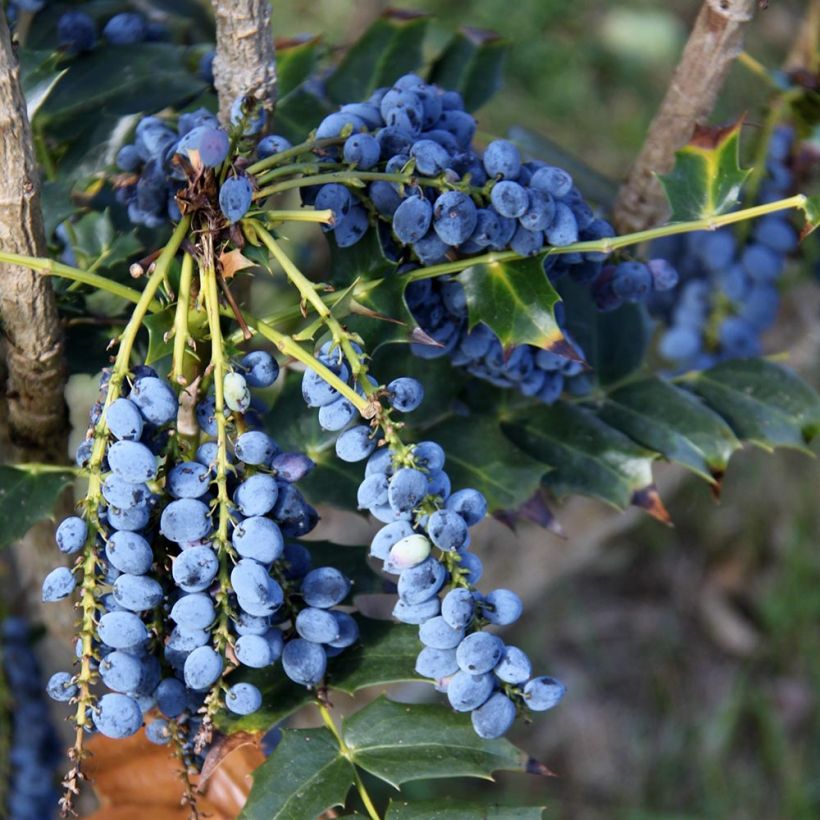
[54,9,167,55]
[301,345,565,738]
[1,617,61,820]
[41,350,357,748]
[651,127,797,370]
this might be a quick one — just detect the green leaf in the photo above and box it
[217,620,423,733]
[38,43,205,127]
[19,50,67,120]
[424,415,546,511]
[502,402,662,514]
[69,210,141,272]
[599,377,741,483]
[556,277,650,386]
[800,194,819,237]
[143,307,176,366]
[428,28,508,112]
[329,228,398,287]
[458,256,566,352]
[346,276,421,353]
[275,34,322,98]
[272,85,334,144]
[658,119,751,222]
[325,10,429,104]
[687,359,820,452]
[387,800,545,819]
[241,727,355,820]
[343,697,533,787]
[0,466,75,549]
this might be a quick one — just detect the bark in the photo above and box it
[211,0,277,126]
[0,9,67,455]
[613,0,757,233]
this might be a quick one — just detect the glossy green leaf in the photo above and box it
[687,359,820,452]
[38,43,205,126]
[343,697,534,787]
[68,210,141,272]
[800,193,819,236]
[387,800,545,819]
[424,415,546,511]
[275,34,322,98]
[325,10,429,104]
[143,307,176,366]
[241,727,354,820]
[217,620,422,733]
[458,256,566,352]
[658,119,751,222]
[20,50,67,121]
[428,27,508,112]
[599,377,740,483]
[502,402,661,514]
[329,228,398,288]
[0,466,75,549]
[346,275,421,353]
[557,277,650,386]
[273,85,334,144]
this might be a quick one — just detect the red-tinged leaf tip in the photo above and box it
[409,326,444,347]
[544,334,585,364]
[525,757,558,777]
[709,468,725,501]
[689,116,746,151]
[383,7,429,21]
[799,195,819,239]
[461,26,505,44]
[492,508,518,532]
[349,301,406,325]
[517,488,565,537]
[632,485,673,525]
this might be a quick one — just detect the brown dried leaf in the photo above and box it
[219,248,256,280]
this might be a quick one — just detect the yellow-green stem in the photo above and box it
[171,252,195,383]
[255,161,337,186]
[317,702,381,820]
[265,208,334,225]
[245,136,346,176]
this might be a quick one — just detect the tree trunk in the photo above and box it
[211,0,277,126]
[613,0,757,233]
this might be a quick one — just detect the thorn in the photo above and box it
[631,484,673,525]
[525,756,558,777]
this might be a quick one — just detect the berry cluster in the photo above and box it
[2,617,61,819]
[55,9,168,55]
[301,346,565,738]
[42,350,357,748]
[652,127,797,369]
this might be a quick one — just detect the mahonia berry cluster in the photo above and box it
[651,126,798,369]
[42,350,357,748]
[2,617,62,819]
[301,344,565,738]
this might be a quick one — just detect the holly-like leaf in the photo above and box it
[387,800,545,819]
[343,697,535,788]
[325,10,430,104]
[240,727,354,820]
[217,620,423,734]
[219,248,256,280]
[687,359,820,452]
[0,465,75,549]
[599,377,741,484]
[19,49,67,121]
[144,307,176,366]
[428,27,508,112]
[423,415,546,511]
[800,194,819,238]
[658,119,751,222]
[68,210,141,272]
[458,256,567,353]
[275,34,322,98]
[502,402,663,516]
[329,226,399,287]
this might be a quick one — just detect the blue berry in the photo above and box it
[219,177,253,223]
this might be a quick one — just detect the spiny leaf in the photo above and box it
[458,255,566,352]
[216,620,423,733]
[143,307,176,366]
[325,10,430,104]
[0,466,75,549]
[387,800,546,819]
[240,728,354,820]
[428,27,508,112]
[19,49,67,121]
[599,377,741,484]
[658,119,751,222]
[68,210,141,272]
[800,194,819,238]
[686,359,820,452]
[343,696,537,788]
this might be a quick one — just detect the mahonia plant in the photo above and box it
[2,7,819,819]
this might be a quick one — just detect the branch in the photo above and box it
[613,0,757,233]
[211,0,277,125]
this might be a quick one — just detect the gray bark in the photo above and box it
[613,0,757,233]
[211,0,277,126]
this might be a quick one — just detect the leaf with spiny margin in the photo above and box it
[428,27,508,112]
[343,697,536,787]
[686,359,820,452]
[275,34,322,97]
[658,119,751,222]
[800,194,819,238]
[0,466,75,549]
[216,620,423,734]
[240,727,354,820]
[387,800,545,819]
[69,210,141,273]
[20,50,67,121]
[325,10,430,104]
[423,415,546,511]
[599,377,740,484]
[459,255,568,353]
[143,307,176,366]
[346,276,423,353]
[556,277,650,387]
[502,402,668,520]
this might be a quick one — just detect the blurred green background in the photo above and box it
[269,2,819,818]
